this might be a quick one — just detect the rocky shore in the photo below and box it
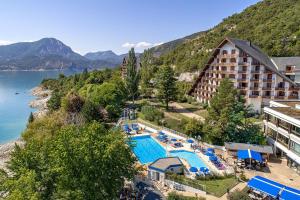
[29,86,52,118]
[0,139,25,172]
[0,86,51,171]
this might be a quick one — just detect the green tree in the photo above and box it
[203,78,263,145]
[140,49,156,97]
[47,90,62,111]
[27,112,34,124]
[184,118,203,138]
[2,123,137,200]
[125,48,140,106]
[156,66,177,110]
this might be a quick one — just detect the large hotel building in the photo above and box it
[189,37,300,112]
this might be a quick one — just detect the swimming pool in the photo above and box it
[169,150,207,168]
[130,135,167,164]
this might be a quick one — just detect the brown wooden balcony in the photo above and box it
[238,70,247,73]
[249,94,259,98]
[275,87,285,90]
[250,87,259,90]
[262,95,271,98]
[289,87,300,91]
[288,95,299,99]
[262,87,272,90]
[264,70,273,74]
[275,96,285,99]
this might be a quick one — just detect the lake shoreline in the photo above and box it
[0,85,51,171]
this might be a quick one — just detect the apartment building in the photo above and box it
[189,37,300,112]
[264,100,300,174]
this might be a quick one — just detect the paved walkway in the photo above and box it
[169,102,205,122]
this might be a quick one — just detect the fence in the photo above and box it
[164,179,206,196]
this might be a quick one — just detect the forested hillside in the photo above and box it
[159,0,300,72]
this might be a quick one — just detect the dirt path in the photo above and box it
[169,102,205,122]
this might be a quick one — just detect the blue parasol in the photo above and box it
[189,167,198,172]
[171,138,177,142]
[187,139,194,143]
[205,152,214,157]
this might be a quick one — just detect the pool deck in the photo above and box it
[128,123,231,176]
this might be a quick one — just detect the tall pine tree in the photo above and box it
[156,66,177,110]
[125,48,140,106]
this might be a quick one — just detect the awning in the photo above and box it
[237,149,262,162]
[247,176,300,200]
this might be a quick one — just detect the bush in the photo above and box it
[183,118,203,138]
[141,105,164,123]
[167,192,205,200]
[227,189,250,200]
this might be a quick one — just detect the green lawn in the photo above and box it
[167,174,239,198]
[177,102,208,119]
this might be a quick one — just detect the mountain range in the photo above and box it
[0,38,126,71]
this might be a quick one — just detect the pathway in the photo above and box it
[169,102,205,122]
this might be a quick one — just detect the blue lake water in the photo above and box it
[0,70,74,144]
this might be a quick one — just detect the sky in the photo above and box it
[0,0,260,55]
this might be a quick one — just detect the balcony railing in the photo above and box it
[238,70,247,73]
[289,87,299,91]
[249,94,259,98]
[262,87,272,90]
[275,96,285,99]
[288,95,299,99]
[237,78,247,81]
[238,62,249,66]
[262,95,271,98]
[264,70,273,73]
[275,87,286,90]
[250,78,260,81]
[237,86,248,89]
[251,70,260,73]
[263,78,273,82]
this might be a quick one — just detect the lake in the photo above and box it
[0,70,73,144]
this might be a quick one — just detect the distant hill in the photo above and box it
[84,50,122,65]
[158,0,300,72]
[0,38,119,71]
[150,31,206,57]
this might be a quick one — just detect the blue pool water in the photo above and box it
[130,135,166,164]
[169,150,207,168]
[130,135,207,169]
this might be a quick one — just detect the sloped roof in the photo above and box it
[271,57,300,71]
[189,37,297,94]
[225,142,273,154]
[148,157,183,172]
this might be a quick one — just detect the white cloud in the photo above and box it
[0,40,13,46]
[122,42,136,48]
[122,41,164,51]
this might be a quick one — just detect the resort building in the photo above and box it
[263,100,300,174]
[147,157,184,183]
[120,57,141,79]
[189,37,300,112]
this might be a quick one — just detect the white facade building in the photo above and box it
[263,100,300,174]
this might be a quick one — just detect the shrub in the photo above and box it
[227,189,250,200]
[141,105,164,123]
[167,192,205,200]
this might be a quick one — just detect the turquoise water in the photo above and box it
[130,135,207,168]
[130,135,167,164]
[169,150,207,168]
[0,70,74,144]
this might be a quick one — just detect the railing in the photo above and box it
[249,95,259,98]
[237,78,247,81]
[275,96,285,99]
[249,87,259,90]
[263,78,273,82]
[275,87,285,90]
[262,87,272,90]
[251,70,260,73]
[288,96,299,99]
[237,70,247,73]
[250,78,260,81]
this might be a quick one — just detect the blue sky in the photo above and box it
[0,0,260,54]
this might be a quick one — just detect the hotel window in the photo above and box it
[230,66,235,71]
[278,119,289,130]
[222,50,228,55]
[231,49,236,54]
[221,58,226,63]
[243,57,247,62]
[292,126,300,137]
[286,65,293,72]
[290,141,300,156]
[230,58,236,63]
[267,128,277,140]
[277,133,289,147]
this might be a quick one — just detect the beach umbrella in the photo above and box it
[187,139,194,143]
[171,138,177,142]
[205,152,214,157]
[200,167,209,172]
[189,167,198,172]
[207,148,214,153]
[209,156,218,161]
[159,131,165,135]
